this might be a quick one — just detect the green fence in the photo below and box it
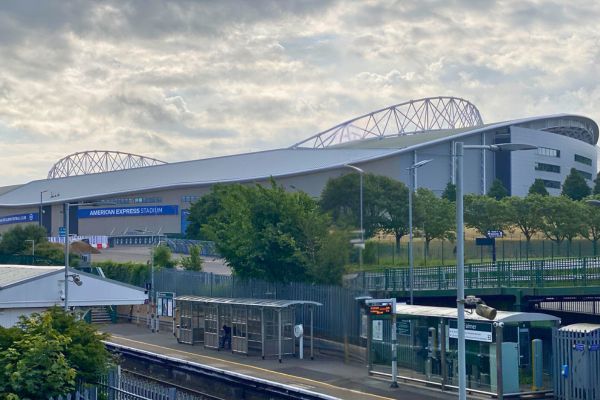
[353,256,600,292]
[0,253,63,266]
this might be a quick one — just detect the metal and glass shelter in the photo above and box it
[175,296,322,361]
[367,304,560,399]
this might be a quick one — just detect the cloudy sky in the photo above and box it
[1,0,599,186]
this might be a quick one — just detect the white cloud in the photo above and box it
[1,0,600,185]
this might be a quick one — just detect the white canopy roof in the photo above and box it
[395,304,560,324]
[0,265,146,308]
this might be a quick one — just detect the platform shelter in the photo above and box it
[175,296,321,361]
[367,304,560,399]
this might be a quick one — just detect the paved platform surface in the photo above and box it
[101,323,457,400]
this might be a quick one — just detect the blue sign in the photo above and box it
[59,227,66,237]
[0,212,39,225]
[77,205,179,218]
[487,230,504,238]
[574,343,585,352]
[590,344,599,352]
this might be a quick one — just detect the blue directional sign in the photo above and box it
[487,230,504,238]
[0,212,39,226]
[59,226,66,237]
[77,205,179,218]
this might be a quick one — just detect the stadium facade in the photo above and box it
[0,97,597,238]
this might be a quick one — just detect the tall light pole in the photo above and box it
[406,159,432,305]
[455,142,536,400]
[64,201,110,311]
[345,164,365,269]
[39,190,48,228]
[135,229,165,332]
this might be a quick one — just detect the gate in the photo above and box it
[553,324,600,400]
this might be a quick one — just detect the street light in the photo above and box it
[345,164,365,269]
[135,229,165,333]
[455,142,536,400]
[406,159,432,305]
[63,201,111,311]
[39,190,48,228]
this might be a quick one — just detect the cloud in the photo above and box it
[0,0,600,185]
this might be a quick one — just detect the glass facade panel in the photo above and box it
[536,147,560,157]
[574,154,592,166]
[576,169,592,180]
[534,162,560,173]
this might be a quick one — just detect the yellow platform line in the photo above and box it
[110,334,395,400]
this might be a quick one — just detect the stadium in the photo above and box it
[0,96,597,240]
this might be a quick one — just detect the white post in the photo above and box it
[64,203,70,311]
[390,298,398,388]
[409,168,414,305]
[456,142,467,400]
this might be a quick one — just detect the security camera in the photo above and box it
[476,303,497,320]
[60,294,65,301]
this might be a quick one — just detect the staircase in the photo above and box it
[90,307,112,324]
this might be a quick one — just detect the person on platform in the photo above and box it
[220,324,232,349]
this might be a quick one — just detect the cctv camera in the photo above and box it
[476,303,497,320]
[60,294,65,301]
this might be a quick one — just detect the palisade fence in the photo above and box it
[50,368,204,400]
[151,269,367,345]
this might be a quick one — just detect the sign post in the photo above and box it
[366,298,398,388]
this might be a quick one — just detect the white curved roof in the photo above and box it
[0,114,596,207]
[395,304,560,323]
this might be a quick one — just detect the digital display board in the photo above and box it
[368,302,393,315]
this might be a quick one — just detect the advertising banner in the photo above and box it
[0,212,39,225]
[77,205,178,218]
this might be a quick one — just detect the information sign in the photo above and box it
[0,212,39,226]
[397,319,412,336]
[487,230,504,238]
[366,299,395,316]
[372,320,383,341]
[156,292,175,317]
[59,226,66,237]
[449,320,493,343]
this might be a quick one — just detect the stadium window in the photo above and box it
[576,169,593,180]
[542,179,561,189]
[182,195,200,203]
[534,162,560,173]
[574,154,592,166]
[536,147,560,157]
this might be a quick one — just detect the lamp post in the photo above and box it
[345,164,365,269]
[455,142,536,400]
[39,190,48,228]
[63,201,109,311]
[406,159,432,305]
[135,229,165,332]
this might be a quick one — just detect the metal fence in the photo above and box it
[553,326,600,400]
[153,269,366,344]
[349,256,600,292]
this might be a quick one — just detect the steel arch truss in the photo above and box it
[47,151,167,179]
[292,96,484,149]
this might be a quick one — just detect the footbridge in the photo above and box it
[349,256,600,319]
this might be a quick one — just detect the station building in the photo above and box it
[0,97,597,238]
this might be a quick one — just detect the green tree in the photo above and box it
[581,197,600,255]
[503,195,544,257]
[0,312,76,399]
[377,177,410,251]
[185,185,230,240]
[200,182,348,283]
[464,195,509,236]
[528,179,549,196]
[180,244,203,271]
[441,181,456,202]
[310,229,350,285]
[0,225,48,255]
[562,168,591,200]
[539,195,584,249]
[153,244,175,269]
[414,188,455,257]
[487,178,508,200]
[593,176,600,195]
